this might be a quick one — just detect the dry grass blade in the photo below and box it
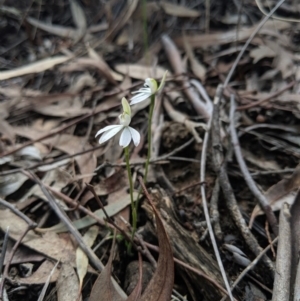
[0,56,71,80]
[139,178,174,301]
[37,261,59,301]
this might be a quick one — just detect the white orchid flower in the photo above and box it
[95,98,140,148]
[130,71,168,105]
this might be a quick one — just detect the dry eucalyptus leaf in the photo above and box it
[0,56,71,80]
[89,236,125,301]
[87,46,120,83]
[249,164,300,228]
[183,33,206,81]
[250,45,276,64]
[159,1,200,17]
[0,173,28,196]
[0,209,75,263]
[139,195,174,301]
[57,263,81,301]
[19,260,60,285]
[41,191,137,233]
[114,64,166,80]
[37,261,60,301]
[69,0,87,31]
[76,225,99,291]
[27,17,78,39]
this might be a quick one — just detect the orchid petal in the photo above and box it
[95,125,121,137]
[131,88,151,94]
[99,125,123,144]
[145,78,158,94]
[119,112,131,126]
[119,127,132,148]
[128,127,140,146]
[130,93,151,105]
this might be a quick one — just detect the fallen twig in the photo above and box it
[229,95,278,235]
[211,85,275,273]
[0,198,37,300]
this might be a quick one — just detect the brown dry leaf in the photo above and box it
[87,46,119,84]
[249,164,300,228]
[19,260,60,285]
[68,73,96,93]
[274,47,294,79]
[57,263,81,301]
[44,134,97,184]
[89,236,125,301]
[41,191,137,233]
[69,0,87,31]
[0,173,28,196]
[0,56,71,81]
[27,17,78,39]
[37,261,60,301]
[62,57,118,84]
[183,33,206,81]
[126,255,143,301]
[250,45,276,64]
[76,225,99,291]
[175,20,290,48]
[139,196,174,301]
[159,1,200,17]
[0,118,16,143]
[34,103,91,117]
[105,0,139,41]
[4,240,45,265]
[114,64,166,80]
[0,209,75,263]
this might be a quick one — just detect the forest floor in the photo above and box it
[0,1,300,301]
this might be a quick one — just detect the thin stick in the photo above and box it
[200,103,234,301]
[0,228,9,275]
[144,242,233,299]
[211,85,275,272]
[24,170,127,299]
[220,237,278,301]
[237,81,295,110]
[0,225,34,300]
[223,0,286,88]
[229,95,278,235]
[210,178,222,241]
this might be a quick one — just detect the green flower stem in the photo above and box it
[143,94,155,185]
[133,95,155,234]
[124,146,137,234]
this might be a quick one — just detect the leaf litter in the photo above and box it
[0,1,300,300]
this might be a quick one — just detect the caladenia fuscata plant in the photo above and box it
[96,71,167,236]
[130,71,168,186]
[95,97,140,235]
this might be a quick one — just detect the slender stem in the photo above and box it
[125,146,136,233]
[144,94,155,184]
[133,95,155,231]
